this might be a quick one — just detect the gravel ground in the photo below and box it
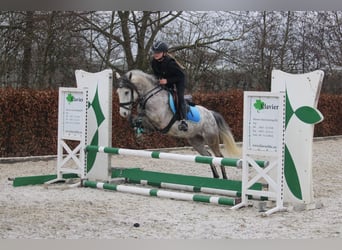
[0,137,341,239]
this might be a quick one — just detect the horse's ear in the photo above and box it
[115,72,121,79]
[128,72,132,80]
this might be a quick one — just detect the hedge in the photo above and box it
[0,88,341,157]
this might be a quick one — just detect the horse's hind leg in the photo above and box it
[188,136,220,178]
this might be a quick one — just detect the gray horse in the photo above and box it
[116,69,240,179]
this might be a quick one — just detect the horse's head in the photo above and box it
[116,71,139,118]
[116,69,157,118]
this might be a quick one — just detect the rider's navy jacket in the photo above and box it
[151,55,186,89]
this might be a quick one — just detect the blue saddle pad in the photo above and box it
[169,93,201,123]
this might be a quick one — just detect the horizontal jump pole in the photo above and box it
[86,145,269,168]
[83,180,240,206]
[112,168,267,200]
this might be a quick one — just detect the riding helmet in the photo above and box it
[152,41,168,53]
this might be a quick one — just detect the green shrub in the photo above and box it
[0,88,341,157]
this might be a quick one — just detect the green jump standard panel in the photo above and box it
[112,168,263,196]
[12,173,79,187]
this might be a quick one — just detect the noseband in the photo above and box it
[117,76,139,111]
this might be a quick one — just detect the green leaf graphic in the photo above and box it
[285,91,294,127]
[66,93,74,103]
[295,106,324,124]
[254,99,264,111]
[87,130,99,172]
[284,146,302,200]
[91,86,106,127]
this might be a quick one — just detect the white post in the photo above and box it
[47,88,88,184]
[232,91,286,215]
[271,70,324,208]
[75,69,113,181]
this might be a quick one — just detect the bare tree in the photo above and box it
[21,11,34,88]
[226,11,303,90]
[77,11,183,73]
[0,11,91,88]
[0,11,22,87]
[1,10,341,93]
[32,11,90,88]
[159,11,253,91]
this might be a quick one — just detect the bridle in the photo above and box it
[117,75,163,112]
[117,76,139,112]
[117,73,179,134]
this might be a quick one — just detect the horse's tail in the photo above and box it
[211,111,241,157]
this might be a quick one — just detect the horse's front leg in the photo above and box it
[219,164,228,179]
[139,116,157,134]
[188,136,220,179]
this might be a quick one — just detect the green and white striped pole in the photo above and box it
[83,180,240,206]
[86,145,269,168]
[133,179,240,197]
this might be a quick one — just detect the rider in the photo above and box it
[151,41,188,132]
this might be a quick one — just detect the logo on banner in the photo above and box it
[66,93,83,104]
[253,99,279,112]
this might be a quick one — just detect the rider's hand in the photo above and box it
[159,79,167,85]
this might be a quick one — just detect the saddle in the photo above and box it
[168,92,201,123]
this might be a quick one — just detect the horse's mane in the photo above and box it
[128,69,158,87]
